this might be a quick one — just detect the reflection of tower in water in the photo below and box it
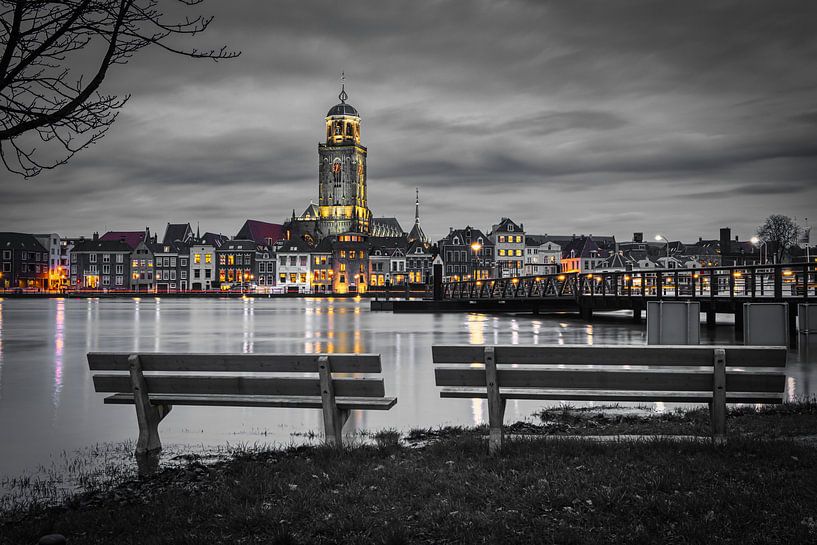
[53,298,65,409]
[0,299,4,396]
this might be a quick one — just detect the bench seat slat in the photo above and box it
[438,388,783,404]
[104,393,397,410]
[434,367,785,393]
[93,374,385,398]
[87,353,382,373]
[432,345,788,367]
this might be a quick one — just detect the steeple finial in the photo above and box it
[415,187,420,225]
[339,72,348,103]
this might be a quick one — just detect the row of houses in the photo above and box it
[0,219,797,292]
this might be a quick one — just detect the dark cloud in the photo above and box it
[2,0,816,240]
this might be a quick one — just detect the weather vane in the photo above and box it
[339,71,347,103]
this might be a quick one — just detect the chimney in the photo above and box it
[633,232,643,243]
[698,237,702,243]
[735,235,739,242]
[719,227,731,263]
[92,232,98,241]
[449,227,453,234]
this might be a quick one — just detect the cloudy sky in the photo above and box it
[2,0,816,242]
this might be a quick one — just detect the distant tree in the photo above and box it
[756,214,801,263]
[0,0,239,178]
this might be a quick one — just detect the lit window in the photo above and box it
[194,254,201,264]
[205,254,212,264]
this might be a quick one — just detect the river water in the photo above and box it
[0,297,814,479]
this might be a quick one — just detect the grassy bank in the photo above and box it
[3,438,817,543]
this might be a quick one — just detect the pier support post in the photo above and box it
[734,306,744,341]
[579,306,593,321]
[789,304,799,348]
[632,308,641,323]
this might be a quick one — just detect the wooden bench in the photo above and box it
[88,352,397,454]
[432,345,787,452]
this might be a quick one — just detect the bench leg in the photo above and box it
[135,403,171,455]
[488,399,506,455]
[484,346,506,454]
[711,348,727,444]
[322,407,349,447]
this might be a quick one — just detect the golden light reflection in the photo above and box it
[467,313,486,345]
[53,298,65,408]
[0,299,4,394]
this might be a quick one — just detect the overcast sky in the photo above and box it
[2,0,816,242]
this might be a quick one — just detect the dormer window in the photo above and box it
[509,225,514,232]
[453,237,460,245]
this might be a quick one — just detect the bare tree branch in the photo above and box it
[0,0,240,178]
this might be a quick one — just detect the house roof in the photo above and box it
[407,222,427,245]
[407,239,432,255]
[236,220,285,246]
[163,223,193,244]
[275,238,313,253]
[0,232,49,253]
[149,240,187,255]
[541,234,617,250]
[201,232,229,248]
[369,236,410,252]
[71,238,132,253]
[218,239,262,252]
[371,217,405,237]
[561,236,610,259]
[490,217,523,235]
[438,226,492,246]
[100,231,147,250]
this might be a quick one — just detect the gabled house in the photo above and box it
[489,217,525,277]
[438,226,494,281]
[560,236,610,273]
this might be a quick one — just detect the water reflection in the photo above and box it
[53,299,65,409]
[467,314,485,345]
[0,297,815,479]
[0,299,4,400]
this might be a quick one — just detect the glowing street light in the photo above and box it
[654,234,671,260]
[470,241,483,280]
[750,236,767,264]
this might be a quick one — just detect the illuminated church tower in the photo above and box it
[317,79,371,236]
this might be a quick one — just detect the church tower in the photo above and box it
[317,78,371,236]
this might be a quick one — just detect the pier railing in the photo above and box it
[442,263,817,302]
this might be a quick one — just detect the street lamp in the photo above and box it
[470,241,482,280]
[654,234,671,262]
[750,236,767,264]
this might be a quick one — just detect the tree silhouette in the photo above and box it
[756,214,801,263]
[0,0,239,178]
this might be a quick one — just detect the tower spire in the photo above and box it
[338,72,348,104]
[415,187,420,225]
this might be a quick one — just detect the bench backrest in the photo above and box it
[433,345,786,398]
[88,352,386,398]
